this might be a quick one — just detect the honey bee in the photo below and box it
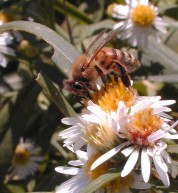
[63,28,141,97]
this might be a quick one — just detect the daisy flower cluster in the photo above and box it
[107,0,167,47]
[56,76,178,192]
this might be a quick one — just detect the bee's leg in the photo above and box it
[75,95,87,107]
[110,71,119,82]
[113,60,131,87]
[94,65,107,85]
[121,74,131,87]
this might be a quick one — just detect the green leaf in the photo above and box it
[0,21,80,75]
[79,171,121,193]
[0,128,13,183]
[55,0,93,24]
[164,28,178,52]
[160,5,178,20]
[36,72,76,117]
[5,183,25,193]
[142,39,178,74]
[170,160,178,178]
[10,81,41,146]
[167,144,178,154]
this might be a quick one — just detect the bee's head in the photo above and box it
[70,55,88,80]
[63,79,88,96]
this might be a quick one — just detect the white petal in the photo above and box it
[76,150,88,163]
[169,120,178,131]
[82,114,100,124]
[161,150,172,164]
[121,148,139,177]
[113,21,125,30]
[112,5,130,19]
[73,140,85,152]
[87,103,107,120]
[140,0,149,5]
[55,175,88,193]
[68,160,83,166]
[141,148,151,182]
[153,157,170,187]
[121,145,136,157]
[153,154,168,173]
[164,133,178,139]
[61,117,80,125]
[91,142,129,170]
[147,129,165,142]
[55,166,81,175]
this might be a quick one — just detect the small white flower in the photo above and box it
[60,103,118,152]
[91,97,178,187]
[55,146,150,193]
[0,32,15,67]
[108,0,167,47]
[8,138,43,180]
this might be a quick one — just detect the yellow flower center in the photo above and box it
[13,145,30,165]
[104,174,134,193]
[131,5,155,27]
[83,123,120,151]
[126,108,162,146]
[85,152,134,192]
[85,152,110,180]
[90,77,137,113]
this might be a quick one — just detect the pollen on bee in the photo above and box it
[90,77,137,112]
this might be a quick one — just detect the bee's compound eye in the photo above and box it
[72,82,84,91]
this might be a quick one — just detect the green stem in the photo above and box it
[55,0,93,24]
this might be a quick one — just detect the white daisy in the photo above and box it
[60,100,123,152]
[55,146,151,193]
[8,138,43,180]
[91,97,178,187]
[108,0,167,47]
[0,12,15,67]
[0,32,15,67]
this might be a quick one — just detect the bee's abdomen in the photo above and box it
[115,49,141,73]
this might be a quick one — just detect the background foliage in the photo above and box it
[0,0,178,192]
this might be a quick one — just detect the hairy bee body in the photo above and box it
[64,47,140,96]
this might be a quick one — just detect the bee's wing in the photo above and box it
[85,27,120,68]
[85,29,107,57]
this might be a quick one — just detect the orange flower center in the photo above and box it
[91,77,136,113]
[126,108,162,146]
